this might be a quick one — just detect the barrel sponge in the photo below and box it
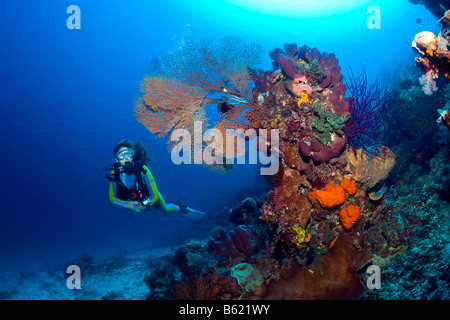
[339,205,361,230]
[309,183,345,208]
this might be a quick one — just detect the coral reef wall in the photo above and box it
[139,40,415,300]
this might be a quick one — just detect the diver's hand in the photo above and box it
[125,201,140,210]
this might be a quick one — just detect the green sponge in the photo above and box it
[311,100,349,145]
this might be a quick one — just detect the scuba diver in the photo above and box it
[104,139,204,219]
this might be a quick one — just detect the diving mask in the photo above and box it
[115,148,135,160]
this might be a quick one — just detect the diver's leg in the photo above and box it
[157,192,180,214]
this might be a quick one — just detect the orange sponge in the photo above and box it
[309,183,346,208]
[339,205,361,230]
[340,178,357,195]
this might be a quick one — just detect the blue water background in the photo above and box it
[0,0,436,267]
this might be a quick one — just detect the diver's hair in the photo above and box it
[114,139,135,156]
[134,139,152,166]
[113,138,152,166]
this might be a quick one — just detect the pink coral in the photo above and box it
[293,78,312,94]
[419,70,438,95]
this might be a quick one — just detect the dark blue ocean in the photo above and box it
[0,0,443,300]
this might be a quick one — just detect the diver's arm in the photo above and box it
[109,181,129,207]
[108,170,137,210]
[142,165,180,214]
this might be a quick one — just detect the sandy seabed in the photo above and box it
[0,245,182,300]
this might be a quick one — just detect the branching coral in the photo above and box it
[158,36,263,101]
[344,66,393,151]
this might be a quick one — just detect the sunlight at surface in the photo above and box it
[224,0,372,17]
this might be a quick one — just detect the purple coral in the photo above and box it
[344,66,393,151]
[269,45,305,80]
[298,45,351,116]
[298,137,346,164]
[230,225,256,256]
[206,225,262,263]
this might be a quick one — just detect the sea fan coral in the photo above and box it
[171,268,232,300]
[134,36,265,170]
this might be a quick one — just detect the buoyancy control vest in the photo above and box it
[106,162,151,201]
